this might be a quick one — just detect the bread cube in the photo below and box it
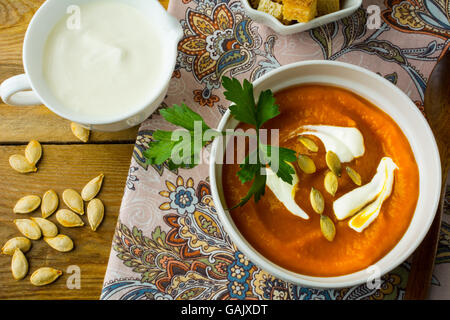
[257,0,284,20]
[317,0,340,16]
[282,0,317,22]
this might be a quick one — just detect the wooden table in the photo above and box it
[0,0,168,300]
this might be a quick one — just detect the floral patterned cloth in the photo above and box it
[101,0,450,300]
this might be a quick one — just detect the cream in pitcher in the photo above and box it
[0,0,182,131]
[43,1,166,118]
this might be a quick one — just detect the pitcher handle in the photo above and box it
[0,74,42,106]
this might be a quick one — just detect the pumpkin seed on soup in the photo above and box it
[310,187,324,214]
[346,166,362,186]
[320,215,336,242]
[297,154,316,174]
[325,150,342,177]
[324,171,338,196]
[298,136,318,152]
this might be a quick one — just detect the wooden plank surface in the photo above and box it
[0,144,134,299]
[0,0,167,300]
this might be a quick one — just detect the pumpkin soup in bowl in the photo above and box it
[209,61,441,288]
[222,84,419,277]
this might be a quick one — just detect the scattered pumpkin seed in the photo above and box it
[30,267,62,286]
[325,150,342,177]
[56,209,84,227]
[324,171,338,196]
[1,237,31,255]
[44,234,73,252]
[11,249,28,280]
[62,189,84,215]
[346,166,362,186]
[41,189,59,218]
[71,122,90,143]
[320,215,336,241]
[9,154,37,173]
[298,136,319,152]
[14,219,42,240]
[310,187,324,214]
[297,154,316,174]
[81,174,104,201]
[31,218,58,237]
[87,198,104,231]
[13,195,41,214]
[24,140,42,165]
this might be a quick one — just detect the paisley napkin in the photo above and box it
[101,0,450,300]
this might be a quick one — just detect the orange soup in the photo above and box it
[222,84,419,277]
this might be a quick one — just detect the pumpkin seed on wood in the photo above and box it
[41,189,59,218]
[310,187,324,214]
[14,219,42,240]
[9,154,37,173]
[13,195,41,214]
[31,218,58,237]
[11,249,28,280]
[44,234,73,252]
[71,122,90,143]
[62,189,84,215]
[87,198,104,231]
[346,166,362,186]
[1,237,31,255]
[320,215,336,242]
[81,173,104,201]
[24,140,42,165]
[56,209,84,227]
[297,154,316,174]
[298,136,319,152]
[325,150,342,177]
[324,171,338,196]
[30,267,62,286]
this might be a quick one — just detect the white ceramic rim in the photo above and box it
[209,60,442,289]
[22,0,182,125]
[240,0,362,35]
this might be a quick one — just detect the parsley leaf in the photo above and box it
[230,170,267,210]
[143,77,298,209]
[223,76,257,127]
[256,89,280,128]
[144,104,217,168]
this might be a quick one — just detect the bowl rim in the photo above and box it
[208,60,442,288]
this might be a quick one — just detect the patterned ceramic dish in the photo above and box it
[240,0,362,35]
[209,60,441,288]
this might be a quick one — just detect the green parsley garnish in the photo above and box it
[144,76,297,208]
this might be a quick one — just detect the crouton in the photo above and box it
[317,0,340,16]
[282,0,317,22]
[257,0,284,20]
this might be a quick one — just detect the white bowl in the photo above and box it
[241,0,362,35]
[209,60,442,288]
